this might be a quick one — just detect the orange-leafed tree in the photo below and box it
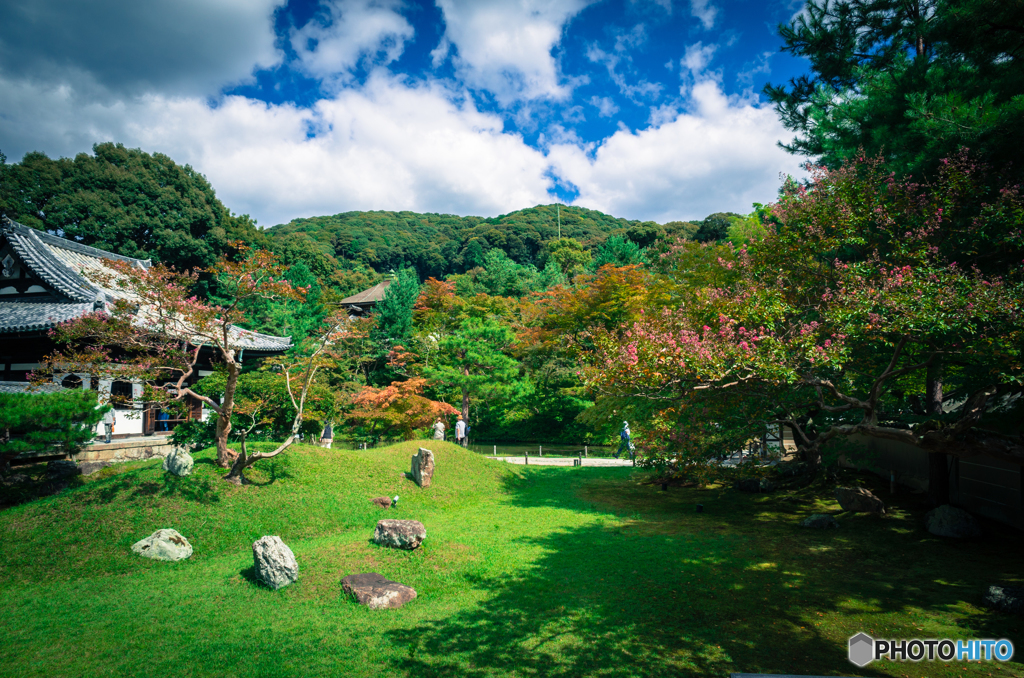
[348,378,458,441]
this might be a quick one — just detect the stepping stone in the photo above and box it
[342,572,417,610]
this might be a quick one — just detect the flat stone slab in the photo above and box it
[373,519,426,550]
[371,496,392,509]
[132,528,193,561]
[342,572,417,610]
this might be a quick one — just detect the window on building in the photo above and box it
[110,380,134,409]
[61,375,82,389]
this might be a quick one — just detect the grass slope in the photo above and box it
[0,442,1020,678]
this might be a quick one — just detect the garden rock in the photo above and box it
[342,572,417,610]
[735,478,776,493]
[78,461,111,476]
[371,496,392,509]
[162,449,194,477]
[410,447,434,488]
[46,459,80,480]
[983,585,1024,616]
[835,486,885,514]
[131,528,193,561]
[925,504,982,538]
[374,519,426,550]
[252,536,299,590]
[801,514,839,529]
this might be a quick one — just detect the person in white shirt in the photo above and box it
[454,415,467,446]
[432,418,446,440]
[102,408,116,443]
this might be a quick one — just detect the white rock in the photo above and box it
[132,529,193,561]
[162,449,194,477]
[252,536,298,590]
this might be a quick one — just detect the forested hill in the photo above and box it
[267,205,684,280]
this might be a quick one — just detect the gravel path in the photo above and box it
[487,456,635,467]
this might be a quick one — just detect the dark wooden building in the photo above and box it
[0,216,291,437]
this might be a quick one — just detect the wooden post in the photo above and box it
[524,449,529,465]
[493,445,496,455]
[584,445,588,457]
[539,445,543,456]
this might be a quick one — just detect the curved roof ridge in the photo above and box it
[4,223,100,302]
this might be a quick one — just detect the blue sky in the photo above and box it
[0,0,809,226]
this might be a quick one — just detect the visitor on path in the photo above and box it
[455,415,467,447]
[614,421,634,460]
[320,422,334,449]
[102,407,117,444]
[432,418,446,441]
[157,410,170,431]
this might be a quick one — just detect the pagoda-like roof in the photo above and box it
[0,217,290,352]
[339,280,391,307]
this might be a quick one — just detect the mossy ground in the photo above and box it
[0,441,1020,677]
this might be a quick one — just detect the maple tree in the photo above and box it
[39,246,306,470]
[348,378,458,441]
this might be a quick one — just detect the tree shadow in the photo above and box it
[383,468,1023,677]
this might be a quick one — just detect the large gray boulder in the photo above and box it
[374,519,426,550]
[342,572,418,610]
[925,504,982,538]
[835,486,885,514]
[132,529,193,561]
[801,514,839,529]
[410,447,434,488]
[252,536,299,590]
[983,585,1024,616]
[162,449,194,477]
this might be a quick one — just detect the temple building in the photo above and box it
[0,216,291,438]
[339,279,391,316]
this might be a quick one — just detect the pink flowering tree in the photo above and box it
[39,247,306,470]
[581,154,1024,490]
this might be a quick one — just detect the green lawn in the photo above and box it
[0,441,1020,677]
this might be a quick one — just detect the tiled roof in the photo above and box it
[0,301,95,333]
[229,326,293,352]
[0,217,291,352]
[0,381,63,394]
[340,280,391,306]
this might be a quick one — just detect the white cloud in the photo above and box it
[589,96,620,117]
[682,41,717,76]
[547,81,806,222]
[690,0,718,29]
[435,0,595,104]
[0,0,285,97]
[290,0,414,82]
[0,72,556,226]
[736,51,773,85]
[586,25,664,103]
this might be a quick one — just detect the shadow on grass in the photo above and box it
[82,469,222,505]
[385,467,1023,678]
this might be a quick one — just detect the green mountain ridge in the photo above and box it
[266,204,688,280]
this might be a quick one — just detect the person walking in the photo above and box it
[320,422,334,449]
[614,420,634,460]
[432,417,446,441]
[102,407,117,444]
[454,415,467,447]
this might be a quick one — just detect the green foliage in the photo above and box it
[266,204,642,278]
[372,268,421,351]
[543,237,592,278]
[694,212,747,243]
[765,0,1024,181]
[0,143,265,281]
[589,234,648,270]
[0,390,105,459]
[422,316,523,420]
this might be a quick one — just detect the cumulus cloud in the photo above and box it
[435,0,595,104]
[547,81,805,222]
[290,0,414,82]
[0,72,555,226]
[0,0,284,97]
[589,96,620,117]
[690,0,718,29]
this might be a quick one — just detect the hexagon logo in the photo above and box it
[848,632,875,667]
